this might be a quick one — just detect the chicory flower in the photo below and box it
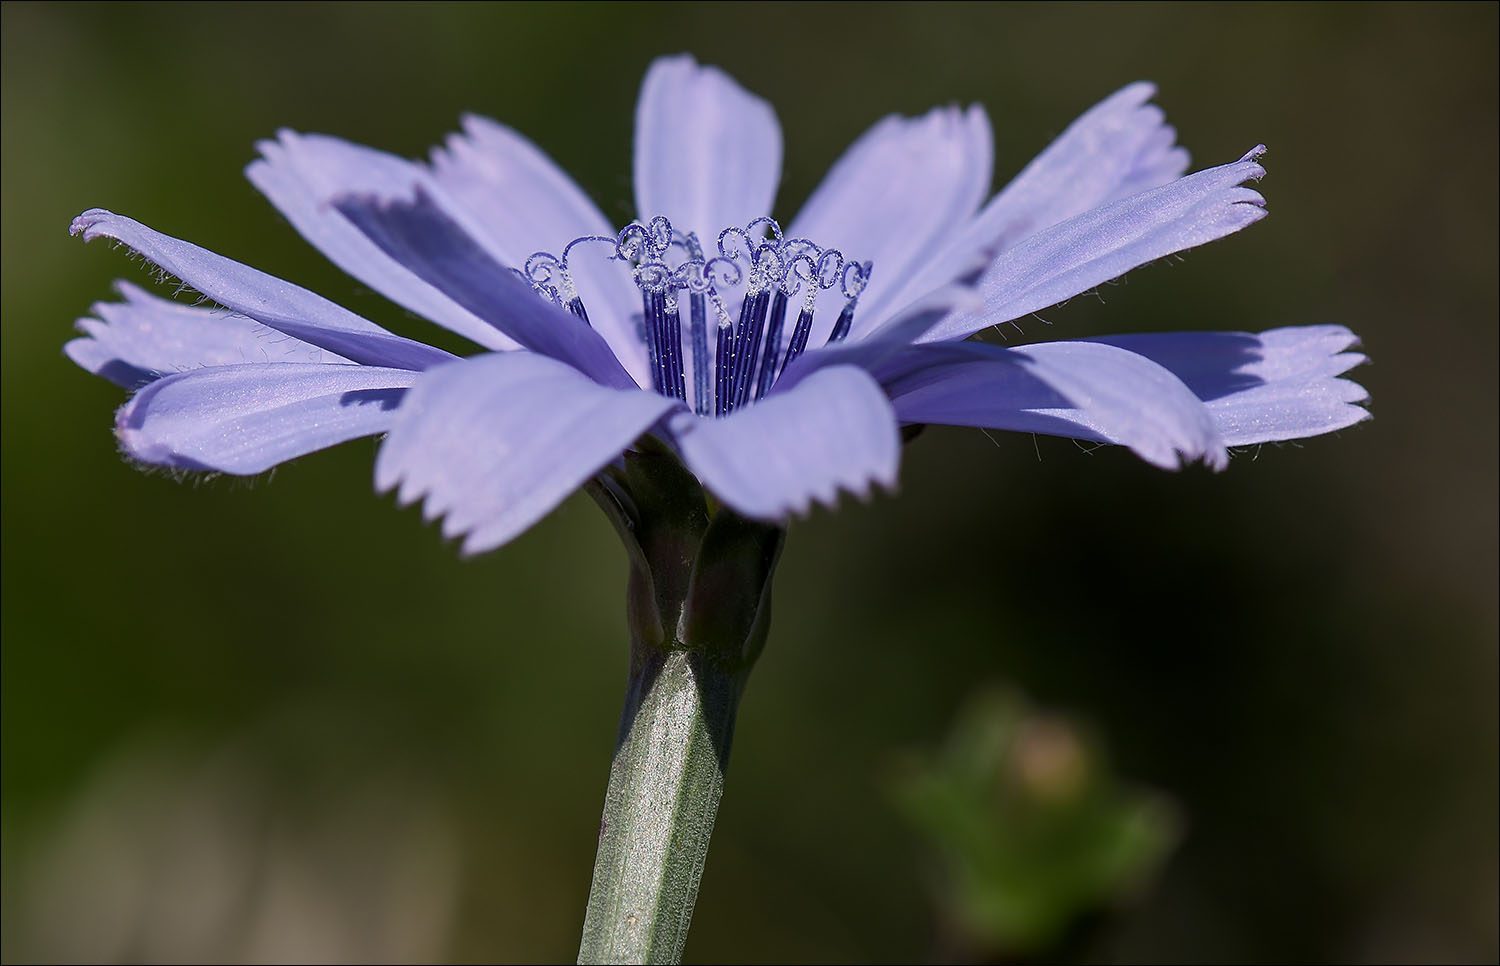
[68,55,1369,555]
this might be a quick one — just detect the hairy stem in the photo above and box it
[577,647,744,964]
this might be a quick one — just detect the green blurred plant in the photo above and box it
[892,686,1181,960]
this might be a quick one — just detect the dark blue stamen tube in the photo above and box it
[754,289,789,400]
[827,301,856,344]
[778,305,816,381]
[566,296,591,326]
[714,319,734,418]
[649,291,674,396]
[690,294,710,416]
[662,294,686,402]
[734,290,769,409]
[642,291,662,394]
[721,293,755,415]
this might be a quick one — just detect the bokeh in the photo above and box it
[3,3,1495,962]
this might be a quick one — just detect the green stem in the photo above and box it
[580,454,782,964]
[577,646,744,964]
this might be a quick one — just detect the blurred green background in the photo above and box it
[3,3,1495,962]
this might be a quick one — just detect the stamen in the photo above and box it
[732,244,783,409]
[689,297,710,414]
[825,260,872,345]
[561,234,620,325]
[661,288,687,401]
[723,284,755,415]
[526,251,592,325]
[714,312,733,418]
[754,288,788,401]
[779,303,816,380]
[777,247,843,378]
[640,283,663,394]
[733,289,768,410]
[534,216,866,416]
[703,257,741,418]
[743,216,784,247]
[636,260,679,396]
[826,303,855,343]
[512,267,561,306]
[682,234,712,417]
[617,216,674,264]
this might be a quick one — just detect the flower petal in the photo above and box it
[1089,326,1371,444]
[922,149,1269,342]
[788,104,993,339]
[70,209,456,371]
[66,280,351,389]
[633,55,782,245]
[429,115,650,382]
[248,131,519,352]
[115,363,417,474]
[333,190,638,390]
[666,365,900,520]
[876,83,1189,318]
[882,340,1226,470]
[375,352,677,556]
[968,82,1190,253]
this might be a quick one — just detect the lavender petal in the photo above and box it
[666,365,900,521]
[375,352,678,556]
[879,82,1189,316]
[787,104,993,340]
[114,362,417,474]
[882,340,1227,470]
[248,131,520,353]
[972,82,1190,251]
[333,190,638,391]
[633,55,782,244]
[70,209,456,371]
[66,280,351,389]
[922,150,1270,343]
[1088,326,1371,444]
[428,115,651,382]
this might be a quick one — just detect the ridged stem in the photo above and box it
[580,449,782,964]
[577,647,744,964]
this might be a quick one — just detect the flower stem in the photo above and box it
[577,645,744,964]
[581,453,782,964]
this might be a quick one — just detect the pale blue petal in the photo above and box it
[1089,325,1364,393]
[922,149,1269,342]
[252,131,650,380]
[115,363,417,474]
[883,340,1226,470]
[666,365,900,520]
[333,191,638,391]
[1201,373,1370,446]
[973,83,1190,252]
[1107,121,1192,202]
[634,55,782,245]
[375,352,677,556]
[429,114,648,383]
[787,104,993,339]
[70,210,456,371]
[1089,326,1371,444]
[248,131,519,352]
[872,84,1187,323]
[67,280,351,388]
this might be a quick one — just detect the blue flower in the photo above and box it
[68,56,1369,555]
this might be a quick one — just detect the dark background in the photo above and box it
[3,3,1495,962]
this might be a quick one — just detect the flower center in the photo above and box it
[518,216,870,417]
